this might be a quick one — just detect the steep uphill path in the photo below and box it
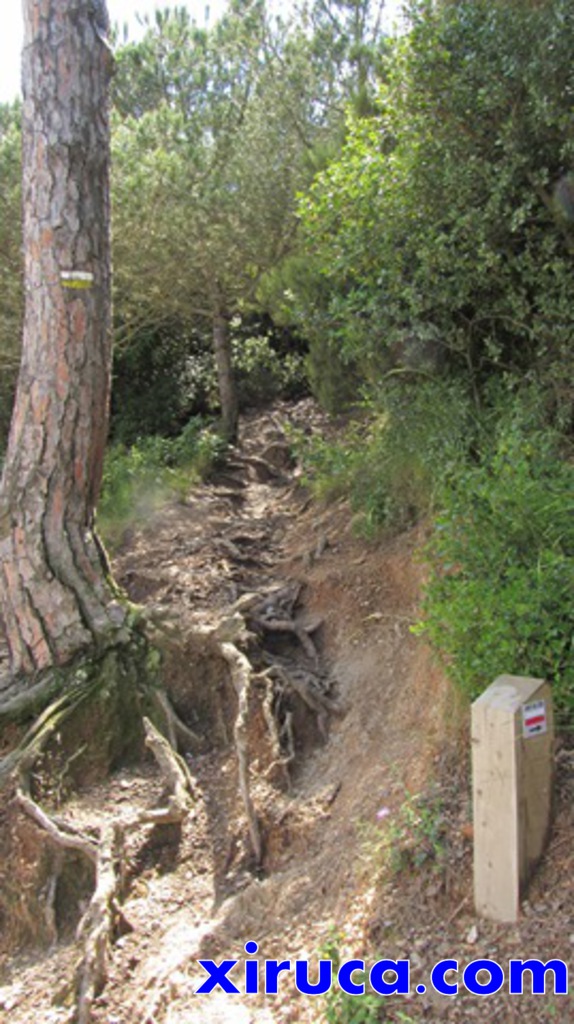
[1,400,573,1024]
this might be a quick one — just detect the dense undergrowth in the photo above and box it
[293,379,474,534]
[298,381,574,727]
[418,394,574,726]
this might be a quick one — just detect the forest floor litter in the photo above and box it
[1,400,572,1023]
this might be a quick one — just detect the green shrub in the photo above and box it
[305,334,362,414]
[416,395,574,723]
[298,377,574,725]
[296,378,474,534]
[324,981,387,1024]
[232,334,307,408]
[296,0,574,409]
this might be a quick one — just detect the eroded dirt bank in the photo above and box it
[1,402,572,1024]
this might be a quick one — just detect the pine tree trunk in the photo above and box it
[0,0,125,678]
[212,310,239,444]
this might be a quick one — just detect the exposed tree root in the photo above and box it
[1,571,342,1020]
[220,642,262,865]
[0,668,63,723]
[13,711,196,1024]
[0,639,153,790]
[138,716,198,818]
[0,634,198,1022]
[211,577,340,859]
[143,580,341,865]
[0,672,100,787]
[74,821,122,1024]
[148,687,204,757]
[264,658,340,718]
[16,786,98,863]
[252,614,320,666]
[73,720,196,1023]
[239,580,323,666]
[260,673,293,788]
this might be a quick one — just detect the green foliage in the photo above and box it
[109,2,338,433]
[305,334,362,414]
[111,4,315,343]
[98,419,223,547]
[296,0,574,407]
[258,253,357,412]
[359,787,447,879]
[111,6,211,121]
[417,393,574,723]
[232,334,307,407]
[320,931,415,1024]
[319,932,382,1024]
[299,0,392,120]
[297,379,474,534]
[324,982,386,1024]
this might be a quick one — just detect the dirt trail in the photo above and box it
[1,401,573,1024]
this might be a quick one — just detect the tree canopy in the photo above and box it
[294,0,574,408]
[0,0,393,444]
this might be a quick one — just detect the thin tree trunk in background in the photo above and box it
[212,310,239,443]
[0,0,125,678]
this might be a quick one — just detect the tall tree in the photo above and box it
[0,0,125,679]
[112,2,312,442]
[0,102,23,448]
[298,0,389,117]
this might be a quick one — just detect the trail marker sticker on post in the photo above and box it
[522,699,547,738]
[472,675,554,922]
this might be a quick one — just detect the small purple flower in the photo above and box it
[376,806,391,820]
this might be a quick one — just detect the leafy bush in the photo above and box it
[305,333,362,414]
[296,0,574,410]
[296,379,474,534]
[417,395,574,723]
[257,254,357,413]
[232,334,307,408]
[324,980,387,1024]
[299,375,574,725]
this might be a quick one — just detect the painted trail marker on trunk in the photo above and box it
[472,675,554,922]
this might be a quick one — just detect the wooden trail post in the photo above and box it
[472,675,554,922]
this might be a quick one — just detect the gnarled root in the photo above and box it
[14,703,196,1024]
[220,642,262,866]
[74,821,121,1024]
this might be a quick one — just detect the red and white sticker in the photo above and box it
[522,699,547,738]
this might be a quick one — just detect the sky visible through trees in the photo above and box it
[0,0,405,103]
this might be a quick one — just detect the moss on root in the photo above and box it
[0,631,164,953]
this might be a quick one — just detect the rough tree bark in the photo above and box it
[0,0,125,679]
